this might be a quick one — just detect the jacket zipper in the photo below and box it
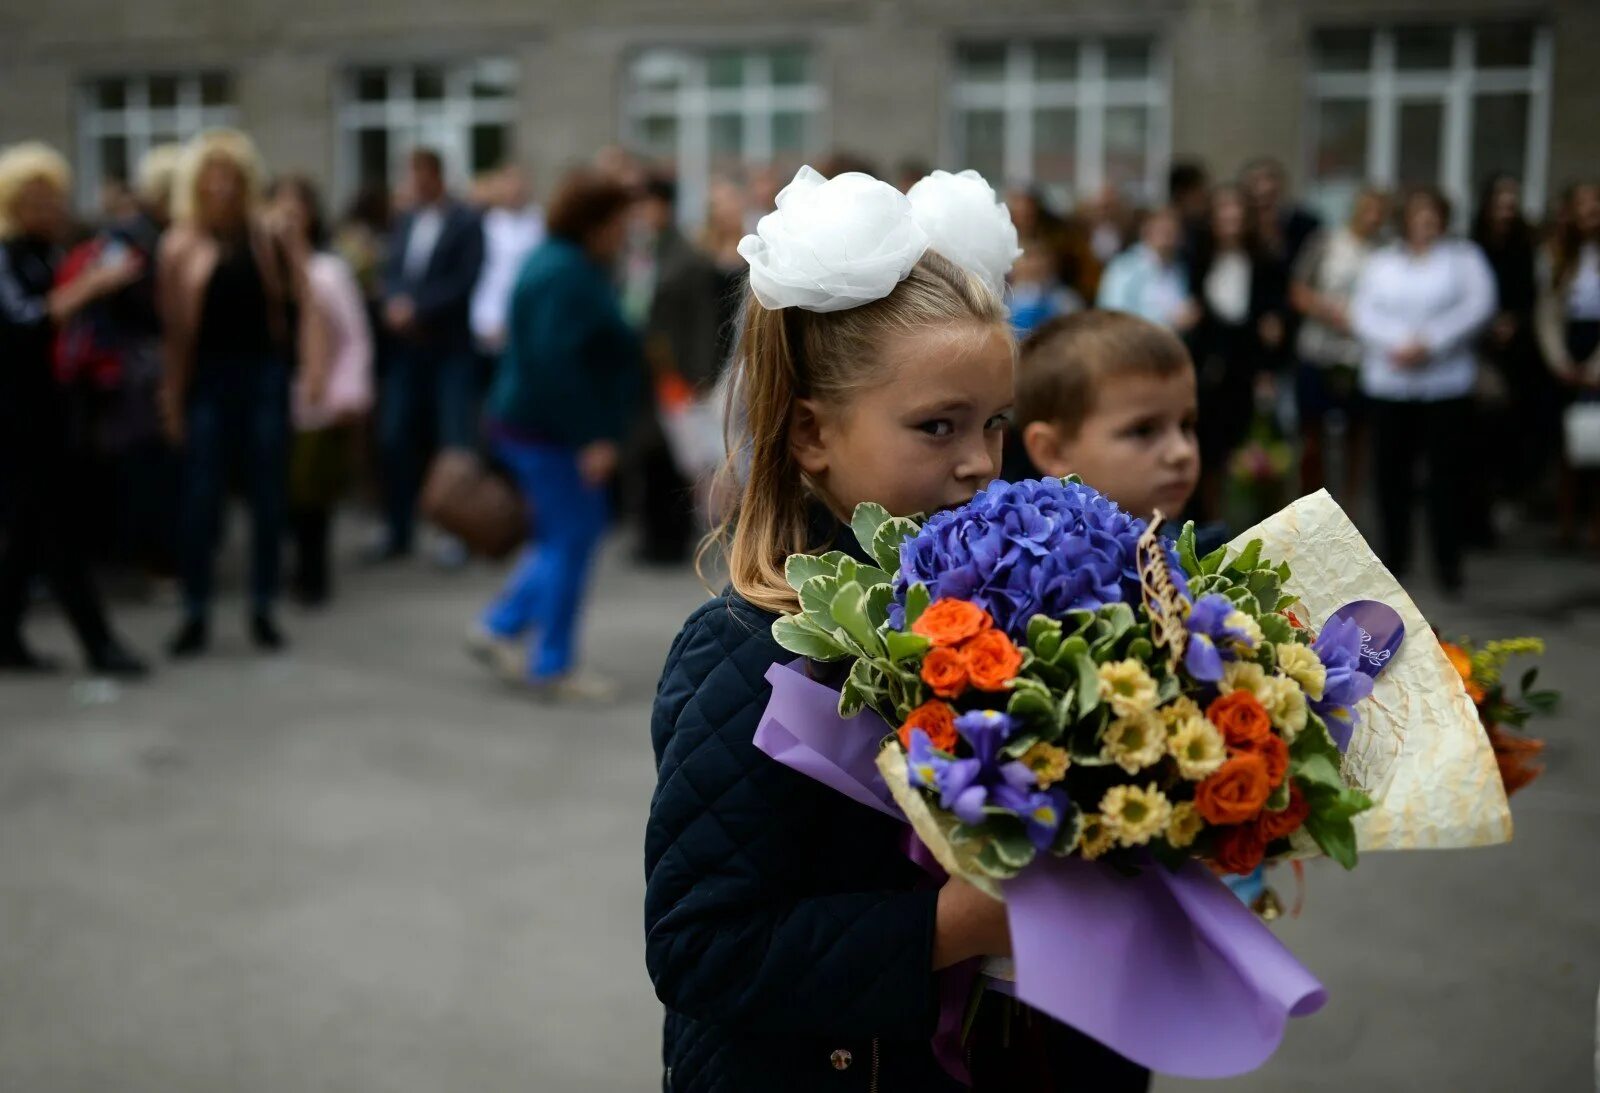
[868,1037,880,1093]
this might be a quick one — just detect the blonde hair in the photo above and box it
[708,250,1009,614]
[136,142,185,214]
[0,141,71,239]
[172,127,265,225]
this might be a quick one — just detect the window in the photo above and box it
[337,58,517,202]
[75,72,236,208]
[1306,23,1552,223]
[949,37,1169,206]
[623,45,823,225]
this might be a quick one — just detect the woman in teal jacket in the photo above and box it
[475,170,642,697]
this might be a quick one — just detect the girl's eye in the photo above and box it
[1122,421,1160,440]
[918,419,956,438]
[984,410,1014,431]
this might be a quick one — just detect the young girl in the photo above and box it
[644,167,1150,1091]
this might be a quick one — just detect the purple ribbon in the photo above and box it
[753,659,1328,1081]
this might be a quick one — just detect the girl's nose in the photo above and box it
[956,437,1000,485]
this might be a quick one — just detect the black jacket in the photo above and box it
[645,585,959,1092]
[383,200,484,349]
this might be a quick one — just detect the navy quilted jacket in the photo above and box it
[645,586,964,1092]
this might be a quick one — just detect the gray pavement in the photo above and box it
[2,531,1596,1091]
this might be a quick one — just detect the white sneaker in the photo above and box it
[466,627,525,678]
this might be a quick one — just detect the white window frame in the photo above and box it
[622,46,825,228]
[75,72,237,209]
[1306,24,1553,220]
[947,37,1171,205]
[335,58,518,204]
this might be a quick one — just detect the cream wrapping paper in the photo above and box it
[1230,489,1512,851]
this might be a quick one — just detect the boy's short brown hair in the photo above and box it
[1016,310,1193,438]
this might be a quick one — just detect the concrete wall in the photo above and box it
[2,0,1594,207]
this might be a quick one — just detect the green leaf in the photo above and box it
[904,583,931,628]
[1519,667,1539,694]
[865,583,894,629]
[989,820,1038,869]
[771,615,848,661]
[1125,636,1154,663]
[854,565,892,590]
[1049,803,1085,856]
[1303,812,1359,869]
[1228,538,1263,576]
[1222,587,1261,616]
[1064,609,1097,637]
[830,581,880,653]
[784,551,845,591]
[1074,653,1102,719]
[1258,612,1293,647]
[872,516,920,573]
[1059,635,1090,663]
[1264,779,1290,812]
[838,679,866,718]
[1525,690,1560,713]
[850,502,892,560]
[836,557,859,586]
[799,574,841,617]
[1198,543,1229,576]
[884,629,932,663]
[1274,594,1300,614]
[1000,730,1043,759]
[1176,521,1200,576]
[1007,687,1056,729]
[975,842,1023,880]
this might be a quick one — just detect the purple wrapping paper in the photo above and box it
[753,659,1328,1080]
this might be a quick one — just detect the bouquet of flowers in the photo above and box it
[771,476,1374,886]
[1440,635,1556,796]
[754,481,1508,1079]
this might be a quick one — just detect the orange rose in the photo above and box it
[912,599,993,647]
[1241,732,1289,788]
[1194,753,1272,825]
[1207,691,1274,749]
[1257,782,1311,841]
[1211,822,1268,876]
[921,647,969,698]
[961,629,1023,691]
[1441,642,1473,683]
[897,700,958,752]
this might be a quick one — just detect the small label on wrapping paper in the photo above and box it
[1329,600,1405,678]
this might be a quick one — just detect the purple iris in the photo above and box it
[890,478,1186,637]
[1184,593,1257,682]
[991,783,1073,849]
[1311,616,1376,750]
[909,711,1039,826]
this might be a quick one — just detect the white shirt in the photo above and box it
[1204,250,1251,324]
[1351,239,1497,401]
[470,204,545,346]
[402,205,446,282]
[1568,243,1600,321]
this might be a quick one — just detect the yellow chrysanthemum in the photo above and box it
[1167,714,1227,779]
[1157,696,1203,736]
[1225,609,1265,648]
[1077,813,1115,860]
[1166,801,1204,848]
[1097,659,1158,719]
[1021,742,1071,787]
[1220,659,1268,697]
[1275,642,1326,701]
[1099,783,1173,847]
[1259,675,1309,740]
[1102,712,1167,774]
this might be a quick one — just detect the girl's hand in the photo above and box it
[932,875,1010,970]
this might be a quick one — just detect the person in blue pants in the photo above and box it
[470,168,642,699]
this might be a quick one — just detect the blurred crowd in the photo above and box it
[3,129,1599,684]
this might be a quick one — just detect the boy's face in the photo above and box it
[1022,369,1200,522]
[792,323,1015,520]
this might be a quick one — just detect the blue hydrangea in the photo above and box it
[891,478,1181,637]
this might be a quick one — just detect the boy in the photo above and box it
[1016,310,1201,524]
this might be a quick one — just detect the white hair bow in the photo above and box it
[737,164,1019,313]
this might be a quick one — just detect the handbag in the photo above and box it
[418,447,530,560]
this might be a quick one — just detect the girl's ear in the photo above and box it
[1022,419,1069,478]
[790,397,831,478]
